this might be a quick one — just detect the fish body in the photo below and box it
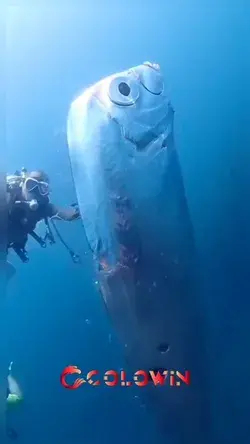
[67,63,211,443]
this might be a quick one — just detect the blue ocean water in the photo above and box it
[4,2,250,443]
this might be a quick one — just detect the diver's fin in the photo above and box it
[7,375,22,397]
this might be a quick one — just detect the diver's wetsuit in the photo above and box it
[7,185,80,264]
[8,197,57,260]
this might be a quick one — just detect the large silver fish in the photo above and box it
[67,62,211,443]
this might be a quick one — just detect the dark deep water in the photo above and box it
[3,2,250,443]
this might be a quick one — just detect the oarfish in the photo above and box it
[67,62,211,443]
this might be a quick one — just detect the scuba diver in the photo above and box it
[6,168,81,278]
[6,361,23,440]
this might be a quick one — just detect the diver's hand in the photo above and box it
[73,208,80,219]
[71,203,80,219]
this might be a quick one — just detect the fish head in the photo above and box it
[67,62,174,264]
[68,62,174,196]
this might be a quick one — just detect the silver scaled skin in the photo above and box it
[67,62,210,444]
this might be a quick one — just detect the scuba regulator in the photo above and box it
[7,167,81,264]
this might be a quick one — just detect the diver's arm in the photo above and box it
[48,203,80,222]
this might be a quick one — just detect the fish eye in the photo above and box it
[118,82,130,96]
[139,64,164,95]
[108,76,139,106]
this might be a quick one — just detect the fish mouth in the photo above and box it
[121,105,174,153]
[125,122,172,152]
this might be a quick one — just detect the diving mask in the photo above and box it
[24,177,50,196]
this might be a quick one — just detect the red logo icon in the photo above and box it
[60,365,85,389]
